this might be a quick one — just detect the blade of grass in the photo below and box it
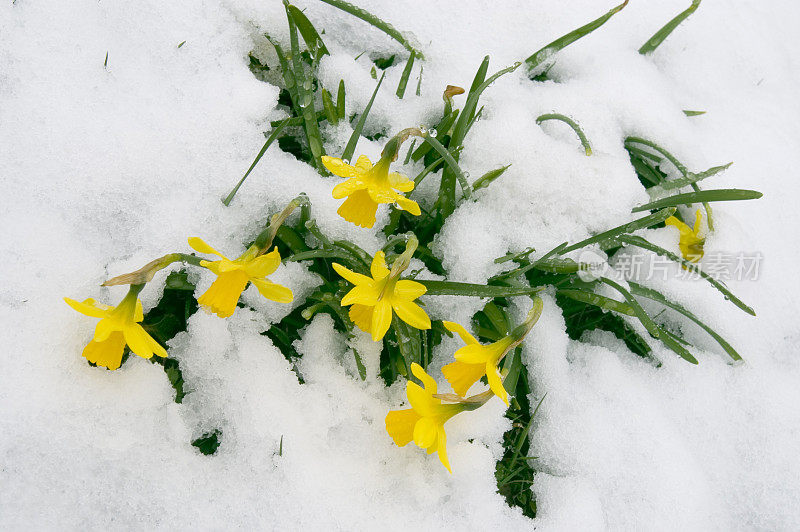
[536,113,592,155]
[337,80,346,119]
[649,162,732,193]
[683,109,706,117]
[473,164,511,191]
[419,281,543,298]
[285,4,326,171]
[631,188,762,213]
[614,234,755,315]
[557,288,636,316]
[396,50,416,98]
[287,4,329,59]
[599,277,698,363]
[317,0,424,58]
[558,207,676,255]
[639,0,702,55]
[505,394,546,474]
[524,1,628,74]
[342,71,385,162]
[222,117,292,206]
[628,281,741,361]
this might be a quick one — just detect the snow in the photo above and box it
[3,0,800,529]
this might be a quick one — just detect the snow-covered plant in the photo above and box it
[64,0,762,518]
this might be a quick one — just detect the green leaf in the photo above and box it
[558,207,675,254]
[419,280,543,298]
[683,109,706,117]
[648,162,732,193]
[627,281,741,361]
[285,5,326,172]
[342,71,385,162]
[536,113,591,155]
[557,289,635,316]
[631,188,762,213]
[639,0,702,55]
[337,79,346,119]
[599,277,698,364]
[222,117,292,206]
[473,164,511,191]
[287,4,329,60]
[525,0,628,74]
[317,0,424,59]
[396,51,416,99]
[192,430,221,456]
[614,234,756,315]
[321,88,338,125]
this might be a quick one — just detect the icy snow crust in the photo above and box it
[2,0,799,529]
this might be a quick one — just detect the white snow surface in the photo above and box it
[2,0,800,529]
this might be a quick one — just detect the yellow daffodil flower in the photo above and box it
[188,237,293,318]
[322,154,420,228]
[65,286,166,370]
[442,297,544,406]
[333,238,430,341]
[441,322,515,406]
[665,209,705,262]
[385,363,468,472]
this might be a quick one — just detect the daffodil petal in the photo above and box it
[385,408,421,447]
[410,362,438,394]
[322,155,357,177]
[394,195,421,216]
[370,299,392,341]
[199,260,221,275]
[349,304,373,333]
[665,216,694,238]
[188,237,227,259]
[134,300,144,322]
[82,331,126,370]
[406,381,435,415]
[251,278,293,303]
[354,154,373,172]
[412,416,438,449]
[389,172,414,192]
[442,360,486,397]
[486,364,509,406]
[123,324,155,359]
[371,251,390,279]
[332,178,366,199]
[442,321,479,345]
[332,262,373,286]
[337,189,378,228]
[367,187,397,204]
[393,279,426,301]
[453,343,492,365]
[436,428,451,473]
[244,248,282,278]
[341,284,379,306]
[393,300,431,331]
[64,297,110,319]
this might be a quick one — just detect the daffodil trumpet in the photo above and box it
[65,284,167,370]
[334,235,431,341]
[665,208,706,263]
[385,363,493,472]
[442,296,544,406]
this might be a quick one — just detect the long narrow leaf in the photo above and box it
[615,234,755,315]
[396,51,416,99]
[536,113,592,155]
[222,117,292,206]
[342,72,385,162]
[317,0,424,58]
[628,281,741,361]
[639,0,702,55]
[525,1,628,74]
[419,281,542,298]
[558,207,675,254]
[632,189,762,213]
[557,288,636,316]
